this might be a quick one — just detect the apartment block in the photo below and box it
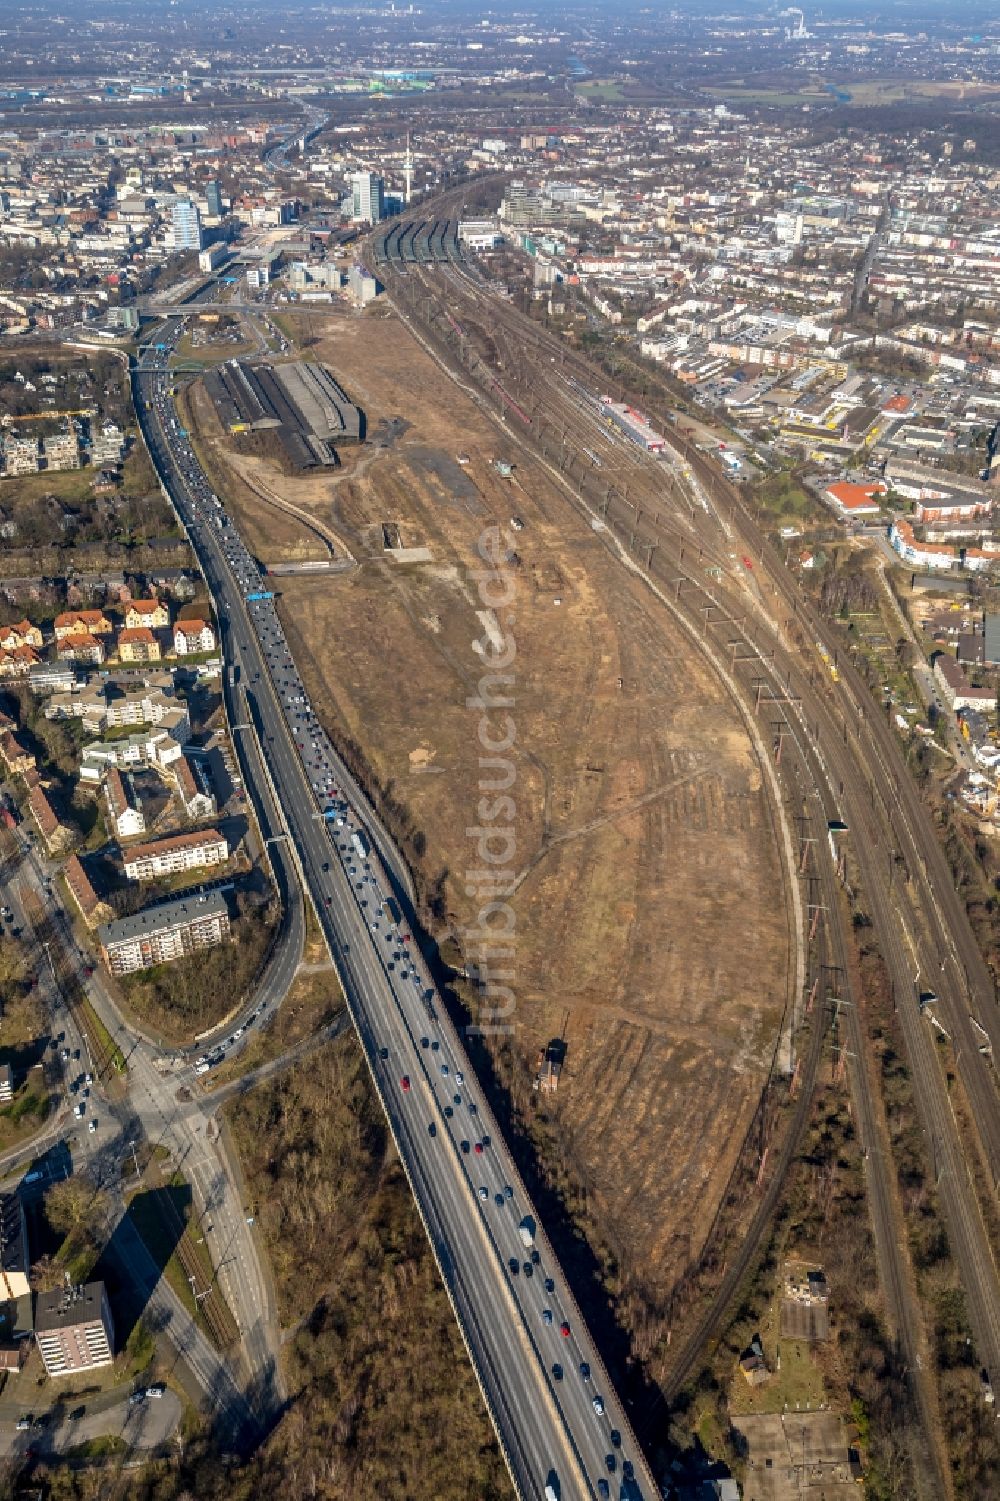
[90,423,124,465]
[56,632,106,666]
[80,725,183,780]
[43,428,80,471]
[172,754,217,819]
[123,828,228,882]
[35,1283,114,1377]
[0,620,42,651]
[98,890,231,975]
[53,610,112,641]
[117,627,161,664]
[125,599,169,631]
[63,853,114,928]
[104,766,146,838]
[1,434,39,476]
[173,619,215,655]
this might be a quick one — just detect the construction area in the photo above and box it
[731,1411,860,1501]
[181,302,794,1348]
[203,359,362,469]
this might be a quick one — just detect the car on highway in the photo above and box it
[552,1363,563,1381]
[593,1396,605,1416]
[579,1361,591,1381]
[478,1185,488,1200]
[400,1076,410,1092]
[508,1257,519,1275]
[560,1321,571,1337]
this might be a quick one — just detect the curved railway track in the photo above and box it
[376,244,1000,1439]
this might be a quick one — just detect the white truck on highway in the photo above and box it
[518,1215,536,1249]
[351,828,371,860]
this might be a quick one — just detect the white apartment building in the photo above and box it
[123,828,228,882]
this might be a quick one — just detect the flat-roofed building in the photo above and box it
[35,1282,114,1377]
[98,889,231,975]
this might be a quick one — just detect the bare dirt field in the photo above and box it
[188,305,794,1334]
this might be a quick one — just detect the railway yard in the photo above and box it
[367,223,1000,1447]
[174,193,1000,1495]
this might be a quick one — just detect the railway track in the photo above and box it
[377,244,1000,1447]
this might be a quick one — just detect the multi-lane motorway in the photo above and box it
[133,328,657,1499]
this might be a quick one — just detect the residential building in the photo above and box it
[0,646,40,679]
[53,610,112,641]
[351,171,385,224]
[43,427,80,471]
[0,1068,11,1107]
[171,199,203,251]
[27,786,71,853]
[98,889,231,975]
[125,599,169,631]
[35,1283,114,1377]
[0,732,34,776]
[123,828,229,882]
[89,422,125,466]
[28,662,80,695]
[56,632,106,666]
[0,620,42,651]
[63,853,114,928]
[103,767,146,839]
[81,725,183,780]
[172,754,217,819]
[888,518,958,572]
[933,654,996,713]
[1,434,39,476]
[117,627,161,664]
[173,618,215,655]
[0,1193,26,1299]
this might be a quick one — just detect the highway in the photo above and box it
[132,328,658,1499]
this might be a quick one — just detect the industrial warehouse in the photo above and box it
[204,359,363,468]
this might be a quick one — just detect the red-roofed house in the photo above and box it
[825,481,887,517]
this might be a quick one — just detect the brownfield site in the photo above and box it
[185,306,794,1336]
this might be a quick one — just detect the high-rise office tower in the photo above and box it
[351,171,385,224]
[171,198,203,250]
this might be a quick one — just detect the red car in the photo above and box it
[741,556,753,570]
[560,1321,571,1338]
[474,1142,484,1155]
[400,1076,410,1092]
